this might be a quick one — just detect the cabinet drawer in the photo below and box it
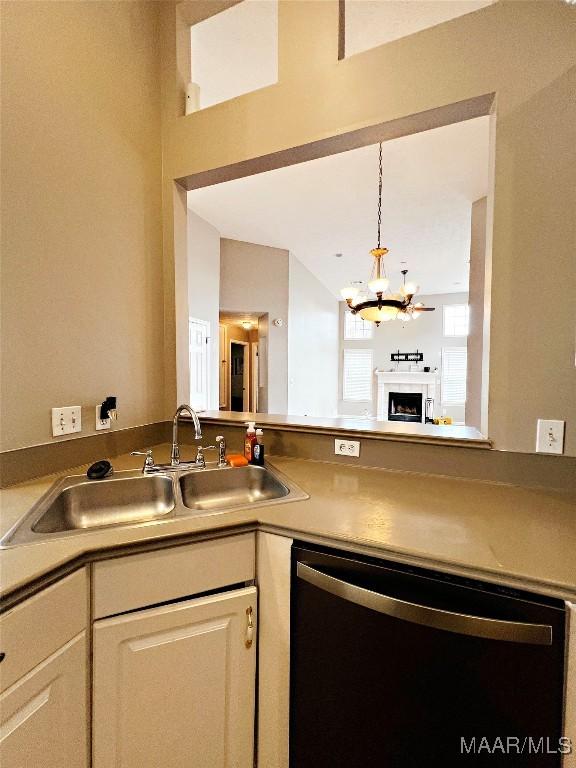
[92,533,255,619]
[0,568,87,692]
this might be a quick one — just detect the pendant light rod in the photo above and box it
[377,142,383,250]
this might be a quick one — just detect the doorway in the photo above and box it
[230,341,249,411]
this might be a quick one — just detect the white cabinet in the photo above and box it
[93,586,257,768]
[0,632,87,768]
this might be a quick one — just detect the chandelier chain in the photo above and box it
[377,142,383,249]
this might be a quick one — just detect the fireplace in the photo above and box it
[388,392,423,423]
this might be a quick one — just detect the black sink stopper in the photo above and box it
[87,460,113,480]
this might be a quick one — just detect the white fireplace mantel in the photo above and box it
[375,370,440,422]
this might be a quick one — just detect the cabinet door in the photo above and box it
[93,586,257,768]
[0,632,87,768]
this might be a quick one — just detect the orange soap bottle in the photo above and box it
[244,422,257,463]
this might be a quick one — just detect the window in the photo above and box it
[190,0,278,111]
[344,310,373,340]
[443,304,469,337]
[343,349,373,401]
[441,347,467,405]
[343,0,497,58]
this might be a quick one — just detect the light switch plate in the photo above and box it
[536,419,565,454]
[334,439,360,457]
[51,406,82,437]
[96,405,111,430]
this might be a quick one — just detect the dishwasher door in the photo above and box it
[290,544,566,768]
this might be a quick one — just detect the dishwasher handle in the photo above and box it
[297,563,552,646]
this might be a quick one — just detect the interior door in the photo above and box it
[93,587,257,768]
[230,342,249,412]
[0,633,87,768]
[189,318,210,411]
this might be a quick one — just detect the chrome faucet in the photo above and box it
[171,404,202,466]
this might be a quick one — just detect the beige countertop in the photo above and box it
[1,444,575,605]
[200,410,489,446]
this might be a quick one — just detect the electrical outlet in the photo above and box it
[51,406,82,437]
[536,419,565,454]
[96,405,111,431]
[334,439,360,458]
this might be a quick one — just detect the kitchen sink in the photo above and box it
[179,465,290,512]
[1,463,308,547]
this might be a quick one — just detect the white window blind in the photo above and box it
[441,347,467,405]
[343,349,373,401]
[443,304,469,337]
[344,310,373,340]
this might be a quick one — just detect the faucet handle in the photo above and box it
[216,436,227,468]
[194,445,216,469]
[131,449,155,471]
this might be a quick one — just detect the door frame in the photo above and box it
[219,323,228,409]
[229,340,250,412]
[251,343,259,413]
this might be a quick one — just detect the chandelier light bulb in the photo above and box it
[401,281,419,297]
[340,285,359,301]
[368,277,389,294]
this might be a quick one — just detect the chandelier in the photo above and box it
[340,143,435,326]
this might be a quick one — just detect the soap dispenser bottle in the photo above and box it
[244,422,257,463]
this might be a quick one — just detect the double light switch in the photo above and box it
[51,406,82,437]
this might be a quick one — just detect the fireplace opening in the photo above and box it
[388,392,423,423]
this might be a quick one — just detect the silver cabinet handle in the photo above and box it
[297,563,552,646]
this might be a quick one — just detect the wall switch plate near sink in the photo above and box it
[51,406,82,436]
[334,439,360,457]
[536,419,565,454]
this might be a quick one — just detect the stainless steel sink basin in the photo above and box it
[33,475,175,532]
[2,472,175,545]
[179,465,290,512]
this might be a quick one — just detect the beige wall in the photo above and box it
[288,254,339,419]
[1,1,164,451]
[160,0,576,455]
[220,239,289,413]
[466,198,487,431]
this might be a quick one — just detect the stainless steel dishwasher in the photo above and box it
[290,543,566,767]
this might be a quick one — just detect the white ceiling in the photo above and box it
[188,116,490,297]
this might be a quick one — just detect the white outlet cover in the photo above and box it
[96,405,111,430]
[334,439,361,458]
[536,419,565,455]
